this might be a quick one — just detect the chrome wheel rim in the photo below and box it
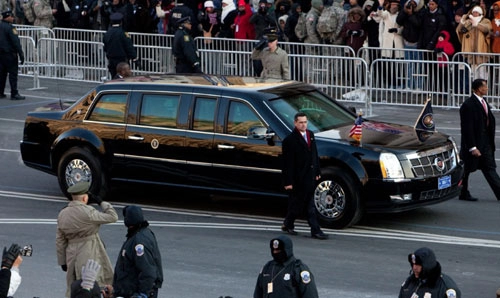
[314,179,346,219]
[65,158,92,187]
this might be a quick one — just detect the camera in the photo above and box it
[20,244,33,257]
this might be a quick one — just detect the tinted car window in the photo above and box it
[88,93,128,123]
[227,101,264,136]
[193,97,216,132]
[268,91,353,132]
[140,94,179,128]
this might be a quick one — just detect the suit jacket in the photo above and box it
[459,94,496,172]
[282,128,321,191]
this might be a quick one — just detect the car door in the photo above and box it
[211,97,284,196]
[119,92,189,186]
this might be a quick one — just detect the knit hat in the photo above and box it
[363,0,374,9]
[472,6,483,14]
[204,0,214,7]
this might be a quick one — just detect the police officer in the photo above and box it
[172,16,202,74]
[251,28,290,79]
[103,12,138,79]
[110,205,163,298]
[253,235,319,298]
[0,9,25,100]
[399,247,461,298]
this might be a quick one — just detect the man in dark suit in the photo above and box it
[282,112,328,239]
[459,78,500,201]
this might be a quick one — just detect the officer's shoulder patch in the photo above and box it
[12,28,18,35]
[300,270,311,284]
[184,35,190,42]
[446,289,457,298]
[135,244,145,256]
[125,32,130,38]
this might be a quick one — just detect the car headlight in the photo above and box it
[380,152,404,179]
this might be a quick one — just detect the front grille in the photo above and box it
[420,184,458,200]
[407,144,456,178]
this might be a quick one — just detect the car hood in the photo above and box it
[316,120,450,151]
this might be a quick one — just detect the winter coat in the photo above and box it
[435,30,455,66]
[56,200,118,296]
[33,0,54,28]
[374,7,404,58]
[234,4,255,40]
[304,4,321,44]
[418,6,447,50]
[456,6,491,64]
[251,46,290,79]
[490,1,500,53]
[339,7,367,54]
[396,0,424,43]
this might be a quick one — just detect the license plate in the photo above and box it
[438,175,451,190]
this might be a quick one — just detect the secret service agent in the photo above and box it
[254,235,319,298]
[112,205,163,298]
[0,9,25,100]
[173,16,202,73]
[103,13,138,79]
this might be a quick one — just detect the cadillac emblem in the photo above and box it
[433,157,446,172]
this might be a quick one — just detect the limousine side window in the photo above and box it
[87,93,128,123]
[193,97,216,132]
[227,101,264,136]
[139,94,180,128]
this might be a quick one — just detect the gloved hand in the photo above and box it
[134,58,142,70]
[460,27,468,33]
[426,42,435,50]
[89,192,103,205]
[19,55,25,65]
[80,259,101,290]
[254,37,268,50]
[346,29,353,36]
[2,243,20,269]
[388,28,397,33]
[351,30,362,37]
[434,47,443,53]
[61,264,68,272]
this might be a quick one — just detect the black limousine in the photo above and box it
[20,75,463,228]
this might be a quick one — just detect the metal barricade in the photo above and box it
[369,59,472,108]
[18,36,46,90]
[14,25,55,42]
[53,27,105,43]
[129,33,174,74]
[37,38,107,82]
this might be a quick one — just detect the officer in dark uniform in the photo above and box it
[0,9,25,100]
[111,205,163,298]
[172,16,202,74]
[254,235,319,298]
[103,12,138,79]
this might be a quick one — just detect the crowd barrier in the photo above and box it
[14,25,498,115]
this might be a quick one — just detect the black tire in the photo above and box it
[57,147,108,200]
[313,167,363,229]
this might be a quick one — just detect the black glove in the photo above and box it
[426,42,435,50]
[89,192,103,204]
[2,244,20,269]
[388,28,397,33]
[460,27,468,33]
[254,37,268,50]
[434,47,443,53]
[134,58,142,70]
[19,55,25,65]
[61,264,68,272]
[347,29,353,36]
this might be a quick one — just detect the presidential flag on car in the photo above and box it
[414,98,435,142]
[349,112,363,142]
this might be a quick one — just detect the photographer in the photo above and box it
[1,243,24,298]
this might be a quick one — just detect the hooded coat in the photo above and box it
[435,30,455,66]
[374,4,404,58]
[490,1,500,53]
[56,200,118,297]
[399,247,461,298]
[234,2,255,39]
[113,206,163,298]
[339,7,367,54]
[456,5,491,64]
[253,235,319,298]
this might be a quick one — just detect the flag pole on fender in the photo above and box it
[349,109,364,144]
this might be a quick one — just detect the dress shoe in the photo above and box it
[0,94,6,99]
[311,231,329,240]
[10,94,25,100]
[281,225,298,236]
[459,194,478,201]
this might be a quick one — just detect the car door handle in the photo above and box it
[217,144,234,150]
[128,135,145,141]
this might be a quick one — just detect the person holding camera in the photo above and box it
[1,243,24,298]
[251,29,290,79]
[56,181,118,298]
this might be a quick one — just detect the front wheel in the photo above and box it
[313,167,363,229]
[57,147,108,200]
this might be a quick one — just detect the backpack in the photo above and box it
[316,4,346,40]
[22,0,35,23]
[294,12,307,40]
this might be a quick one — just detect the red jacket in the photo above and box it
[234,4,255,40]
[435,30,455,67]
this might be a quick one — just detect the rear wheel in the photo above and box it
[57,147,108,200]
[314,167,363,229]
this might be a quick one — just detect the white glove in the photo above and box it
[80,259,101,290]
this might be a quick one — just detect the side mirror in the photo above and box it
[247,126,275,140]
